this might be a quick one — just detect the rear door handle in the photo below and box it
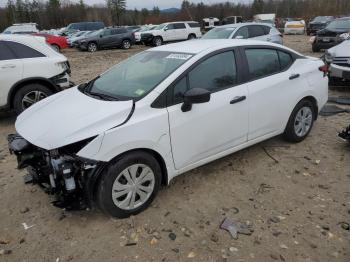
[230,96,246,104]
[289,73,300,80]
[1,64,16,69]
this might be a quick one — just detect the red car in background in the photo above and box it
[32,33,68,52]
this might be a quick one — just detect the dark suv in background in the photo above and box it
[307,16,334,35]
[311,17,350,52]
[77,27,135,52]
[61,21,105,36]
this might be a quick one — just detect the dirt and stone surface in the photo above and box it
[0,35,349,262]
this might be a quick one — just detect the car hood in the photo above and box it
[15,87,133,150]
[317,28,349,36]
[328,40,350,57]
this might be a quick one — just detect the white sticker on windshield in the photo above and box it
[166,53,192,60]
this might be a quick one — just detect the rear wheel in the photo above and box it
[188,34,196,40]
[152,36,163,47]
[122,39,131,49]
[284,100,315,142]
[51,44,60,52]
[97,151,162,218]
[13,83,53,114]
[87,42,98,52]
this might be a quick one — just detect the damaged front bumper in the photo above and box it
[8,134,104,210]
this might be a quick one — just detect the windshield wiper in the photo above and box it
[88,92,119,101]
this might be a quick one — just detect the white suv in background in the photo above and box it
[0,35,71,114]
[140,21,202,46]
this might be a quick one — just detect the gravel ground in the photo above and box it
[0,35,349,262]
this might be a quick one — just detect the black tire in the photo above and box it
[121,39,131,49]
[87,42,98,52]
[284,100,315,143]
[97,151,162,218]
[188,34,196,40]
[312,44,320,53]
[51,44,60,52]
[152,36,163,47]
[13,83,53,114]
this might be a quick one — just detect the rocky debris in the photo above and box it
[180,227,191,237]
[339,222,349,231]
[279,244,288,249]
[310,243,318,249]
[20,207,29,214]
[187,251,196,258]
[229,247,238,252]
[0,249,12,255]
[171,248,179,253]
[318,184,330,190]
[270,254,279,260]
[0,239,9,245]
[168,232,176,241]
[220,218,254,239]
[19,238,25,244]
[256,183,274,194]
[150,237,158,245]
[321,225,330,231]
[268,216,281,224]
[210,233,219,242]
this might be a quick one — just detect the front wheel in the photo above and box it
[87,42,98,52]
[97,151,162,218]
[13,83,53,114]
[284,100,315,142]
[188,34,196,40]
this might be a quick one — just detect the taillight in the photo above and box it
[319,64,329,76]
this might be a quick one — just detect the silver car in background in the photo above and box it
[202,22,283,45]
[325,38,350,82]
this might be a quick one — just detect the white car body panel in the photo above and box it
[15,39,328,184]
[16,87,133,150]
[0,35,70,108]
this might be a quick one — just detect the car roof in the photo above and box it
[151,39,289,55]
[215,22,272,29]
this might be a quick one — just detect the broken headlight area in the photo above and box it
[8,134,101,211]
[339,125,350,142]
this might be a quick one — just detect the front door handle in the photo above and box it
[289,73,300,80]
[230,96,246,104]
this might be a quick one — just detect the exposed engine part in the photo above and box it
[8,134,99,210]
[339,124,350,142]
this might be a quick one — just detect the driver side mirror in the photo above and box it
[164,28,168,31]
[99,34,103,38]
[181,88,211,112]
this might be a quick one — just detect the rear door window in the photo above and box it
[6,41,45,59]
[245,49,280,79]
[174,23,186,29]
[0,42,16,60]
[248,25,265,37]
[188,51,237,92]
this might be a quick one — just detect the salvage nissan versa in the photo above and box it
[8,40,328,218]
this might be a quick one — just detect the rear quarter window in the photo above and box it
[188,22,200,28]
[278,51,293,70]
[245,49,280,79]
[6,41,45,59]
[0,42,16,60]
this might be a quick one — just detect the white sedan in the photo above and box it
[9,40,328,217]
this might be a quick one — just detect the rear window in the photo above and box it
[202,27,236,39]
[6,41,45,59]
[188,22,200,28]
[248,25,265,37]
[0,42,16,60]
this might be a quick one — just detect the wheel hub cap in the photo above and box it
[294,106,313,137]
[112,164,155,210]
[22,91,47,109]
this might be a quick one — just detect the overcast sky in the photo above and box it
[0,0,251,9]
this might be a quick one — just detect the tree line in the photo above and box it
[1,0,350,31]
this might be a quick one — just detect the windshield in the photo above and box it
[202,27,236,39]
[313,16,330,23]
[87,51,193,100]
[154,23,166,30]
[327,19,350,30]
